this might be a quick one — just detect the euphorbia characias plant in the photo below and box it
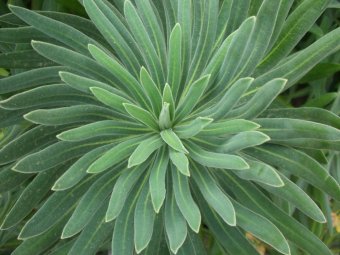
[0,0,339,254]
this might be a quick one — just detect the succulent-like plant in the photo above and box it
[0,0,339,254]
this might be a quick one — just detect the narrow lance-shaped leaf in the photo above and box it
[9,5,98,55]
[169,149,190,176]
[162,83,175,120]
[220,131,270,153]
[60,71,126,96]
[124,0,165,86]
[246,144,340,200]
[176,75,210,122]
[259,172,326,223]
[191,163,236,226]
[90,87,132,114]
[167,23,182,100]
[52,144,112,191]
[128,135,163,168]
[227,78,286,119]
[106,162,148,222]
[200,119,260,136]
[164,183,188,254]
[231,199,291,255]
[158,102,172,130]
[172,164,201,233]
[112,174,147,255]
[134,183,156,253]
[124,103,159,131]
[187,141,249,170]
[200,77,254,119]
[160,129,188,154]
[149,147,169,213]
[234,158,284,187]
[87,135,146,174]
[57,120,149,142]
[174,117,213,139]
[61,167,121,238]
[88,44,151,110]
[140,67,162,115]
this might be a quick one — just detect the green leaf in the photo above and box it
[68,202,114,255]
[57,120,148,142]
[234,0,281,78]
[194,188,259,255]
[9,5,98,55]
[149,147,169,213]
[232,199,290,255]
[0,26,49,43]
[0,66,65,94]
[259,173,326,223]
[167,23,182,100]
[169,149,190,176]
[252,27,340,91]
[261,107,340,129]
[214,16,256,88]
[87,135,146,174]
[90,87,132,113]
[128,135,163,168]
[176,75,211,122]
[88,44,150,109]
[174,117,213,139]
[140,67,163,115]
[227,78,286,119]
[112,175,147,255]
[164,185,187,254]
[257,118,340,150]
[234,159,284,187]
[31,41,117,85]
[124,0,164,86]
[200,77,254,120]
[0,125,64,165]
[106,163,148,222]
[172,164,201,233]
[162,83,176,120]
[256,0,330,74]
[52,144,112,191]
[124,103,159,130]
[60,71,126,96]
[25,105,118,126]
[135,0,167,70]
[12,217,68,255]
[13,140,102,173]
[220,131,270,152]
[134,183,156,253]
[18,175,97,239]
[220,172,333,255]
[191,163,236,226]
[0,49,55,69]
[0,84,95,110]
[200,119,260,136]
[158,102,172,130]
[177,230,208,255]
[246,144,340,200]
[83,0,142,76]
[62,167,121,238]
[186,0,219,84]
[160,129,188,154]
[0,164,33,193]
[187,141,249,170]
[1,166,64,229]
[299,63,340,83]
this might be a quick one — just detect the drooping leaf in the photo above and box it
[172,164,201,233]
